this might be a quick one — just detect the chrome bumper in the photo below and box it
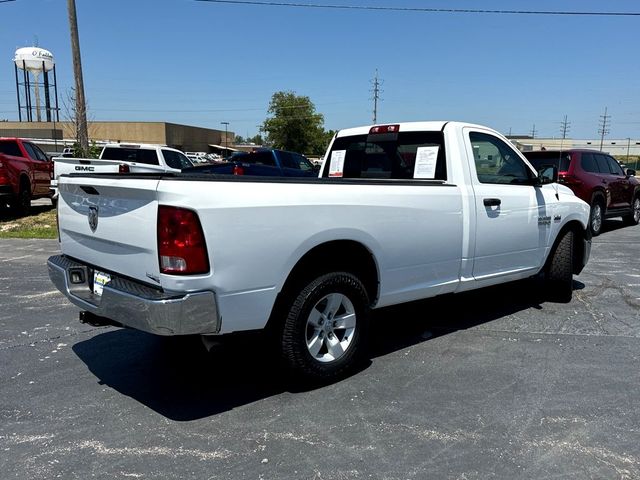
[48,255,220,335]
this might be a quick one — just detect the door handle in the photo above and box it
[483,198,501,207]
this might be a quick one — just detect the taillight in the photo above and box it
[119,164,130,173]
[0,164,7,185]
[558,172,582,186]
[369,124,400,134]
[157,206,209,275]
[233,164,244,175]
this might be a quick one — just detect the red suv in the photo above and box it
[525,149,640,235]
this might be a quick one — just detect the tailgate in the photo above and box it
[58,175,161,285]
[53,158,123,178]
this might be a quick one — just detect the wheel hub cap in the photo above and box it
[305,293,356,363]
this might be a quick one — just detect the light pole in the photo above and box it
[626,137,631,165]
[221,121,229,158]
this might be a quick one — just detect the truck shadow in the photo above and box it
[72,278,569,421]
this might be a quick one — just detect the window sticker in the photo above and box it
[413,146,439,179]
[329,150,346,177]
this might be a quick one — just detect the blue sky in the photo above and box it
[1,0,639,139]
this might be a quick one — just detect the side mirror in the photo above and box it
[625,168,636,177]
[312,163,321,173]
[537,165,558,185]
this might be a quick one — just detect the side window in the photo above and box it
[605,155,625,176]
[23,143,40,161]
[0,141,22,157]
[250,151,276,166]
[580,153,599,173]
[161,150,191,169]
[295,154,314,171]
[469,132,532,184]
[31,144,49,162]
[594,154,609,174]
[279,151,299,169]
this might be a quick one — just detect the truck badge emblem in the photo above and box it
[88,206,99,232]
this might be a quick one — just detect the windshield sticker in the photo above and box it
[413,146,439,179]
[329,150,346,177]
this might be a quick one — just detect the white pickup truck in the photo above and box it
[50,143,193,203]
[48,121,591,380]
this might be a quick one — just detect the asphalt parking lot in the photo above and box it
[1,220,639,479]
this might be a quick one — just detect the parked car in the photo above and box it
[0,137,53,215]
[49,121,591,380]
[524,149,640,235]
[184,148,320,177]
[51,143,194,204]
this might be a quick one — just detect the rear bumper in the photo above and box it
[47,254,220,335]
[0,184,14,197]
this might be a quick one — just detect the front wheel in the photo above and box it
[623,196,640,226]
[281,272,370,380]
[545,230,574,303]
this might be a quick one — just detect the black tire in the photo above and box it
[546,230,574,303]
[51,196,58,208]
[281,272,370,380]
[11,187,31,217]
[622,195,640,226]
[589,199,604,236]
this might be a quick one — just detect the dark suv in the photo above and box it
[524,149,640,235]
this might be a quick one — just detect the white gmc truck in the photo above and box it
[48,121,591,380]
[50,143,193,203]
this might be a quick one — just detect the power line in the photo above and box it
[194,0,640,17]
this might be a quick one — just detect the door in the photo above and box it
[465,130,553,279]
[599,154,631,209]
[23,143,51,196]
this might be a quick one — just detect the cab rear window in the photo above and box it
[101,147,160,165]
[323,131,446,180]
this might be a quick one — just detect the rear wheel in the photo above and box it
[546,230,574,303]
[623,195,640,226]
[11,186,31,217]
[589,199,604,236]
[281,272,370,380]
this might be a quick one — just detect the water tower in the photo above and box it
[13,47,59,122]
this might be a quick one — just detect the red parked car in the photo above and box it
[0,138,54,216]
[525,149,640,235]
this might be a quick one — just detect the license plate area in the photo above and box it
[93,270,111,296]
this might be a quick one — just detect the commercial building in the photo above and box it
[0,121,235,155]
[509,136,640,157]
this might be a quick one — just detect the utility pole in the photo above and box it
[67,0,89,154]
[221,121,229,158]
[598,106,610,151]
[371,69,382,124]
[530,124,537,139]
[560,115,571,139]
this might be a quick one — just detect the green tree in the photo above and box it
[234,135,245,144]
[262,91,327,155]
[248,134,264,145]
